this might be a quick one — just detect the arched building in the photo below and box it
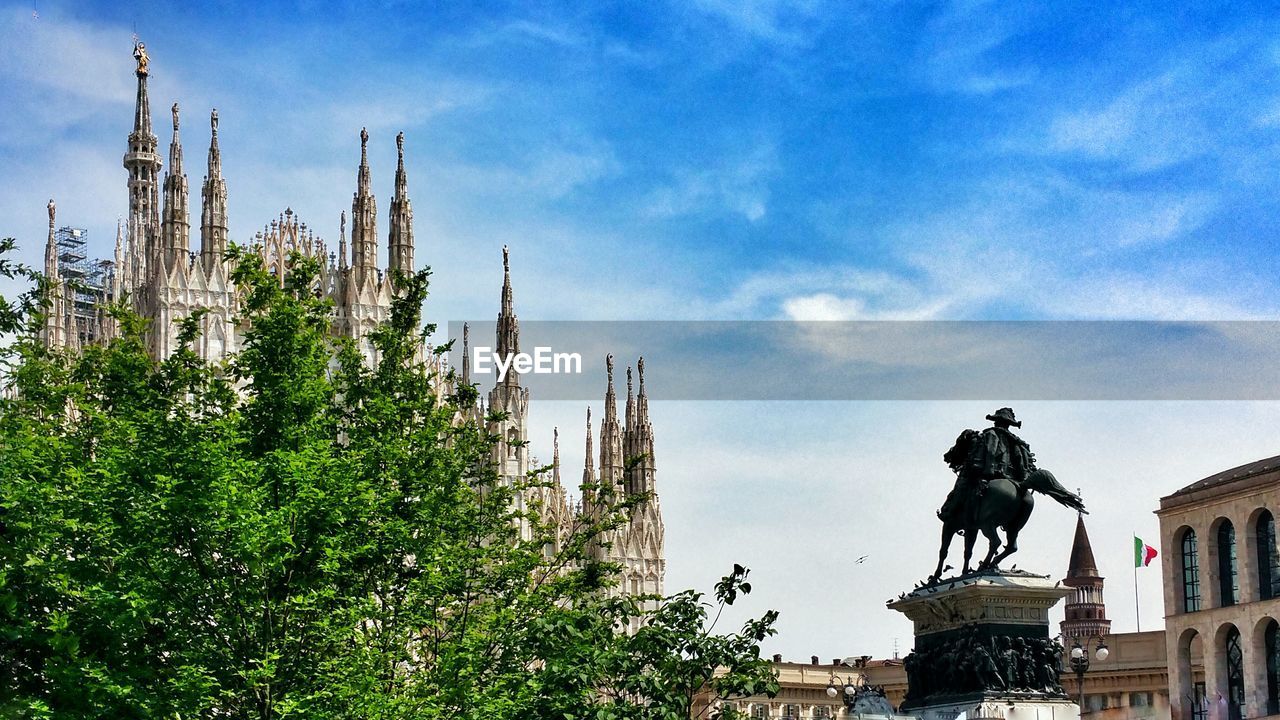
[1159,456,1280,720]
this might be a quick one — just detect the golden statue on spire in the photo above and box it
[133,37,149,77]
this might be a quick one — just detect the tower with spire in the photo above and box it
[388,131,414,277]
[200,109,228,273]
[583,353,666,627]
[1061,514,1111,642]
[487,246,533,538]
[123,38,162,295]
[40,199,65,349]
[350,127,377,288]
[160,102,190,274]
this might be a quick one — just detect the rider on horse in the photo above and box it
[938,408,1035,525]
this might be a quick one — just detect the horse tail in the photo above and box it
[1024,469,1087,514]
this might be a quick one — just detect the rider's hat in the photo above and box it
[985,407,1021,428]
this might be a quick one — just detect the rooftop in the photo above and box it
[1161,453,1280,507]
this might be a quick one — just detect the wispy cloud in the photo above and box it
[642,142,777,222]
[913,0,1039,95]
[686,0,826,48]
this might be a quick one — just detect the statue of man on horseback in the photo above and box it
[929,408,1086,583]
[939,408,1034,525]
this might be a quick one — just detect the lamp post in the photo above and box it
[826,674,859,713]
[1069,637,1110,715]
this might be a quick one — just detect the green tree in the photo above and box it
[0,244,778,719]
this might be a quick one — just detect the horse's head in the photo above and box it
[943,428,979,471]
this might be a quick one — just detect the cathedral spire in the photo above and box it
[161,102,190,272]
[112,218,124,299]
[124,38,161,283]
[200,109,228,272]
[132,39,152,136]
[461,322,471,387]
[553,426,561,487]
[630,356,657,495]
[599,354,624,491]
[387,131,414,277]
[581,406,597,512]
[44,199,59,284]
[41,200,64,348]
[350,127,378,284]
[495,246,520,386]
[338,211,348,269]
[625,365,636,435]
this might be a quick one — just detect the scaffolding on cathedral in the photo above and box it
[54,225,113,346]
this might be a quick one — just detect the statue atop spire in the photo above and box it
[350,128,377,282]
[161,101,190,273]
[600,353,623,489]
[337,211,348,269]
[388,130,414,275]
[495,245,519,385]
[199,108,227,273]
[133,37,149,77]
[125,37,161,284]
[41,199,64,348]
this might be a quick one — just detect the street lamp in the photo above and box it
[826,674,859,711]
[1069,637,1110,714]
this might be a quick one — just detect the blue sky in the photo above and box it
[4,0,1280,661]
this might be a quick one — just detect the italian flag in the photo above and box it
[1135,536,1158,567]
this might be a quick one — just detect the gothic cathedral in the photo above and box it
[36,40,665,614]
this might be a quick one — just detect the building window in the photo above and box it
[1218,521,1240,607]
[751,704,768,719]
[782,704,799,719]
[1268,620,1280,716]
[1193,681,1208,720]
[1183,529,1201,612]
[813,708,832,719]
[1258,510,1280,600]
[1226,626,1245,720]
[1129,692,1153,707]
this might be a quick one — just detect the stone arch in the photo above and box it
[205,312,227,362]
[1176,525,1203,613]
[1253,616,1280,716]
[1176,627,1205,720]
[1251,507,1280,601]
[1210,516,1240,608]
[507,427,520,459]
[1215,622,1245,720]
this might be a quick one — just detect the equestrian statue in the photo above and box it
[929,408,1085,583]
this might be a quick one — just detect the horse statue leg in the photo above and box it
[962,524,979,574]
[931,520,957,582]
[977,524,1002,570]
[989,526,1020,568]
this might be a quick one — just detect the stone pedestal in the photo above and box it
[887,571,1077,720]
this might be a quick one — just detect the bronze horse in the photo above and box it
[930,434,1085,583]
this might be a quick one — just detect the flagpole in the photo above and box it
[1134,532,1141,632]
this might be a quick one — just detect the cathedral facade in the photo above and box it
[36,40,664,611]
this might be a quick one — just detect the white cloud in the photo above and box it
[0,7,134,105]
[642,142,777,222]
[914,0,1038,96]
[687,0,825,48]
